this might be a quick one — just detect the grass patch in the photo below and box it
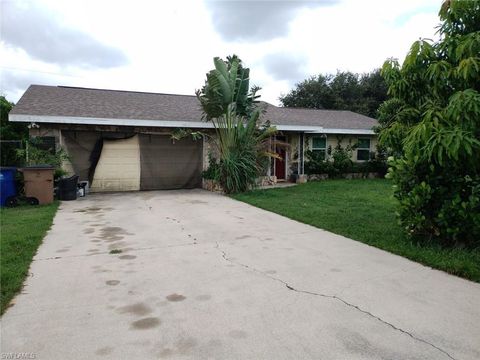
[1,202,59,314]
[232,179,480,282]
[109,249,122,254]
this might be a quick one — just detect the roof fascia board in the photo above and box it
[10,114,375,135]
[303,128,375,135]
[9,114,215,129]
[276,124,375,135]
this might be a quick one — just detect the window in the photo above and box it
[357,138,370,161]
[34,136,56,154]
[312,136,327,159]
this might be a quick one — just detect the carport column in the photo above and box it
[300,132,305,175]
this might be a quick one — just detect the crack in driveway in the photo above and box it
[214,241,456,360]
[35,241,197,261]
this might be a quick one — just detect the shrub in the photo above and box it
[330,143,354,176]
[379,0,480,247]
[305,142,387,177]
[202,153,220,181]
[387,157,480,248]
[304,150,335,176]
[16,139,70,180]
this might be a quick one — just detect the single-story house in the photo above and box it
[9,85,378,192]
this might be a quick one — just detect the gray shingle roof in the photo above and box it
[11,85,377,130]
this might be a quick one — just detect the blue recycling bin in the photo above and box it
[0,167,17,207]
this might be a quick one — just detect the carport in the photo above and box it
[62,131,203,192]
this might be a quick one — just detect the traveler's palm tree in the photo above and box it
[196,55,281,193]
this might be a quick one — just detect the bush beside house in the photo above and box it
[378,0,480,248]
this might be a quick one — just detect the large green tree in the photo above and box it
[0,96,28,166]
[379,0,480,247]
[279,70,387,118]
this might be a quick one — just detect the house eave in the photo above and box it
[9,114,375,135]
[9,114,215,129]
[276,125,375,135]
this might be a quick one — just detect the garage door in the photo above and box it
[139,134,202,190]
[64,132,203,192]
[90,135,141,192]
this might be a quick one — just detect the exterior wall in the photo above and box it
[201,131,218,171]
[305,134,378,162]
[286,134,299,177]
[265,132,378,179]
[28,124,378,187]
[29,124,209,185]
[29,126,76,176]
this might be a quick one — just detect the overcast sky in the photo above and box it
[1,0,440,105]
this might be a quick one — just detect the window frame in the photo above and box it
[356,137,371,161]
[311,135,327,160]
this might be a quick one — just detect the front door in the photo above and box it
[275,136,286,180]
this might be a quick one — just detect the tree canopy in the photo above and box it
[0,96,28,166]
[279,70,388,118]
[0,96,27,140]
[196,55,260,120]
[379,0,480,247]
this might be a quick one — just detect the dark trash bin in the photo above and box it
[0,167,17,207]
[57,175,79,201]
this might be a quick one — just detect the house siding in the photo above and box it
[305,134,378,162]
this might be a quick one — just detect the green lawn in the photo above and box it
[232,179,480,282]
[1,202,59,314]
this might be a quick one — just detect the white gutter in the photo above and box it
[9,114,215,129]
[276,125,375,135]
[9,114,375,135]
[301,128,375,135]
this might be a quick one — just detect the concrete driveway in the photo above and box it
[2,190,479,360]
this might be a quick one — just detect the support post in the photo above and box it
[300,132,305,175]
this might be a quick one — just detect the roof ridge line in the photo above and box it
[35,85,198,98]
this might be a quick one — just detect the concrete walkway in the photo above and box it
[1,190,479,360]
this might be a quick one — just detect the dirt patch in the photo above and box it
[228,330,247,339]
[74,206,103,213]
[99,226,132,242]
[166,293,186,302]
[119,255,136,260]
[176,337,197,354]
[95,346,113,356]
[117,302,152,316]
[108,242,128,251]
[130,317,160,330]
[187,200,207,204]
[106,280,120,286]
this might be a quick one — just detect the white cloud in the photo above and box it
[1,0,440,105]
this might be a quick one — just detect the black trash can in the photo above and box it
[57,175,79,201]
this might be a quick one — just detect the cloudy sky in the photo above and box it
[1,0,440,105]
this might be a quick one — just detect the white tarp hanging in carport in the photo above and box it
[90,135,140,192]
